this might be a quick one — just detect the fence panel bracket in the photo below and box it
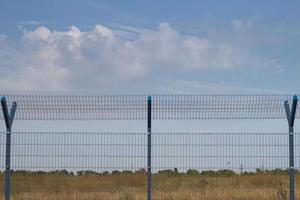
[284,95,298,200]
[1,96,17,200]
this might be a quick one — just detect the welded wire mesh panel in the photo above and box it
[152,94,300,120]
[0,94,299,120]
[1,95,148,120]
[0,131,299,199]
[4,131,147,200]
[152,132,296,200]
[0,93,299,200]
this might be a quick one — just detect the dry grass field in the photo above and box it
[0,170,298,200]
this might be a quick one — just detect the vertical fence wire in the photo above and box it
[0,94,299,120]
[1,131,299,199]
[0,94,299,200]
[152,132,296,199]
[2,132,147,199]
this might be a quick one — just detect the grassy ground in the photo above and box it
[0,172,298,200]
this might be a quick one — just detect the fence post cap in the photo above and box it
[293,95,298,101]
[148,96,152,101]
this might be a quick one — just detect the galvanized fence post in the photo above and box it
[1,96,17,200]
[147,96,152,200]
[284,95,298,200]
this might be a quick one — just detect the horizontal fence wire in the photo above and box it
[0,94,299,120]
[0,131,299,173]
[0,132,147,172]
[152,94,300,120]
[0,131,148,198]
[151,132,300,199]
[0,94,299,199]
[1,95,147,120]
[152,132,300,172]
[1,131,300,199]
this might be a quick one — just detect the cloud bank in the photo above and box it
[0,23,282,93]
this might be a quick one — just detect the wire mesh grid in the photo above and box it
[0,131,148,199]
[152,132,300,199]
[0,94,299,120]
[0,131,299,199]
[0,94,299,200]
[1,95,148,120]
[152,94,300,120]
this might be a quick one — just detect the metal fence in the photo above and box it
[0,94,299,200]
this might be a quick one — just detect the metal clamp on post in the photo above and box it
[1,96,17,200]
[284,95,298,200]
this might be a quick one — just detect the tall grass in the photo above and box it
[0,171,298,200]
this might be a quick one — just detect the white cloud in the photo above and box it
[0,23,282,93]
[232,17,257,32]
[156,80,286,94]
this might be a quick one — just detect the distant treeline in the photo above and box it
[0,168,295,177]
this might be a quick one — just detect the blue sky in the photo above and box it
[0,0,300,93]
